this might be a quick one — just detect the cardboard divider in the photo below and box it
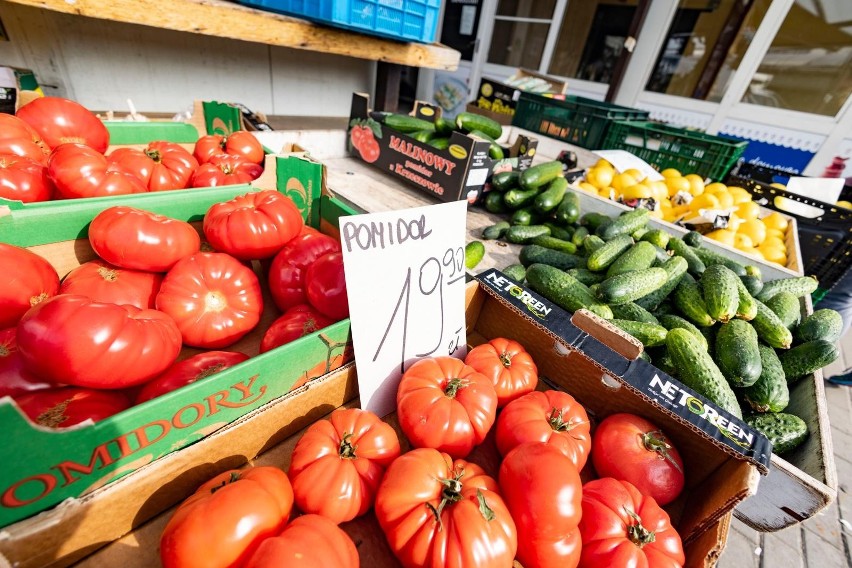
[570,309,644,361]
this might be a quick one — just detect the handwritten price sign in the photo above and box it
[340,201,468,415]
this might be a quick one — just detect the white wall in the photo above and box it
[0,2,375,117]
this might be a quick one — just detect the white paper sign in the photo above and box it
[785,176,845,205]
[593,149,665,182]
[340,201,468,416]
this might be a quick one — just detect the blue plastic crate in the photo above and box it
[238,0,442,44]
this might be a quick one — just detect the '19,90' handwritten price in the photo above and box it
[373,246,466,373]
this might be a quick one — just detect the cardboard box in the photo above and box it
[348,92,537,204]
[45,278,762,568]
[473,68,569,123]
[0,153,357,533]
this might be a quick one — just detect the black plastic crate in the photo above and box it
[727,161,852,203]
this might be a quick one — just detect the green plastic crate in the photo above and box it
[602,121,748,181]
[511,92,649,149]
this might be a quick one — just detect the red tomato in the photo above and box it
[108,141,199,191]
[155,252,263,349]
[14,387,130,428]
[190,154,263,188]
[464,337,538,407]
[499,442,583,568]
[88,206,201,272]
[0,114,50,163]
[0,328,56,398]
[375,447,517,568]
[16,295,182,388]
[305,252,349,321]
[591,413,685,506]
[260,304,334,354]
[289,408,401,524]
[495,390,591,469]
[16,96,109,153]
[47,143,147,199]
[60,259,163,309]
[160,466,294,568]
[0,243,60,328]
[0,137,50,165]
[203,189,304,260]
[579,478,685,568]
[244,514,358,568]
[136,350,250,404]
[0,154,52,203]
[267,232,341,312]
[396,356,498,459]
[194,132,265,165]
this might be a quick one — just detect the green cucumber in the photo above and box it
[745,412,807,455]
[530,235,577,254]
[469,129,504,160]
[465,241,485,270]
[666,328,742,418]
[571,226,590,247]
[610,319,668,347]
[411,129,436,143]
[652,301,676,317]
[673,273,715,327]
[779,339,839,383]
[519,244,583,270]
[648,346,678,378]
[658,314,707,351]
[640,229,670,249]
[510,206,542,226]
[553,189,580,223]
[683,231,703,248]
[752,299,793,349]
[635,256,689,312]
[491,171,520,192]
[639,350,652,364]
[502,263,526,283]
[382,113,436,133]
[566,268,605,286]
[581,212,612,232]
[651,245,672,266]
[519,161,563,191]
[505,225,551,244]
[700,264,741,324]
[482,221,510,240]
[611,302,660,325]
[599,208,650,241]
[667,237,706,276]
[741,275,764,298]
[428,137,450,150]
[700,325,717,353]
[434,116,455,136]
[745,265,762,280]
[796,309,844,343]
[631,228,649,241]
[484,191,509,214]
[715,319,762,387]
[582,235,606,255]
[504,186,542,210]
[543,222,574,241]
[606,241,657,278]
[455,111,502,139]
[757,276,819,302]
[597,267,668,306]
[587,234,634,272]
[692,247,747,277]
[526,263,613,319]
[536,177,569,214]
[765,292,801,330]
[743,344,789,413]
[733,274,758,321]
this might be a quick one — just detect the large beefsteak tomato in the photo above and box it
[203,189,304,260]
[578,477,685,568]
[244,514,358,568]
[0,114,50,163]
[260,304,333,354]
[60,259,163,309]
[88,206,201,272]
[136,350,250,404]
[155,252,263,348]
[591,413,685,506]
[464,337,538,407]
[499,442,583,568]
[16,295,182,388]
[289,407,401,524]
[190,154,263,188]
[375,447,517,568]
[0,243,60,328]
[14,387,131,428]
[108,141,198,191]
[16,96,109,153]
[47,143,147,199]
[194,132,265,165]
[396,356,497,459]
[0,328,55,399]
[305,252,349,321]
[495,390,591,468]
[0,154,52,202]
[267,232,341,312]
[160,466,294,568]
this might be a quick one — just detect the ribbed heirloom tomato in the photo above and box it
[47,143,147,199]
[60,259,163,309]
[289,407,401,523]
[267,232,341,312]
[194,132,265,165]
[374,447,517,568]
[203,189,304,260]
[495,389,591,469]
[160,466,294,568]
[14,387,131,428]
[16,96,109,153]
[396,356,498,459]
[464,337,538,407]
[0,155,52,202]
[88,206,201,272]
[108,141,199,191]
[260,304,334,354]
[0,114,49,164]
[578,478,685,568]
[136,350,250,404]
[243,514,359,568]
[305,252,349,321]
[0,243,59,328]
[190,154,263,188]
[0,328,55,399]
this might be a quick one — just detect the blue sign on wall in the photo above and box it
[723,134,815,176]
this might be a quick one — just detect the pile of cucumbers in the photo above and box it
[481,171,841,456]
[378,111,506,158]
